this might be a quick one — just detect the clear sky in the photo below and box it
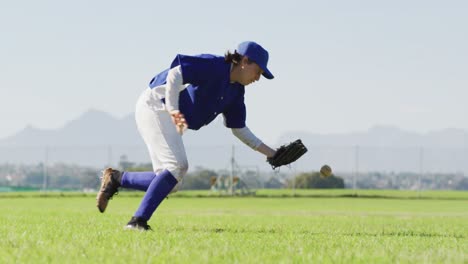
[1,0,467,142]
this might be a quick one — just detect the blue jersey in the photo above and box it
[148,54,246,130]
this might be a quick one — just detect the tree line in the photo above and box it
[0,159,467,191]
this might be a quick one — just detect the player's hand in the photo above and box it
[170,110,187,135]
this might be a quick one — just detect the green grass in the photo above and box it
[0,191,467,263]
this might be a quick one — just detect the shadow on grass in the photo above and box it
[171,226,288,235]
[169,227,465,239]
[343,231,465,239]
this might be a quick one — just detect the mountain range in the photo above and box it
[1,109,467,173]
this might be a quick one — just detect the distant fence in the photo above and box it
[0,145,467,174]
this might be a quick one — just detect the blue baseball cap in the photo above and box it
[237,41,274,79]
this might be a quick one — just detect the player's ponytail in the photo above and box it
[225,50,255,65]
[224,50,243,64]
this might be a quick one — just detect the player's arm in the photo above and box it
[231,127,275,157]
[165,65,185,113]
[165,66,188,133]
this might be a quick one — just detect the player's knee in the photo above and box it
[170,181,182,194]
[176,160,189,179]
[167,160,189,181]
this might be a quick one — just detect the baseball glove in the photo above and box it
[267,139,308,169]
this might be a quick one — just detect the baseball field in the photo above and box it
[1,190,467,263]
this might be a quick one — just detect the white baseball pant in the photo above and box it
[134,88,188,192]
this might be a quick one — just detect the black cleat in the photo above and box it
[125,216,152,231]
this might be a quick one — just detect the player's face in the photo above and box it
[239,58,263,86]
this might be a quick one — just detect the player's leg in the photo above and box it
[118,142,162,191]
[96,168,158,213]
[125,88,188,230]
[96,89,161,212]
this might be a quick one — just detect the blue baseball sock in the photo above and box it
[134,169,178,221]
[121,171,156,191]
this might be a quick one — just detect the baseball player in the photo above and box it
[97,41,277,230]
